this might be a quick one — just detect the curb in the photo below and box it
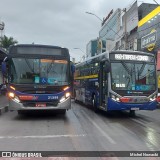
[0,106,8,115]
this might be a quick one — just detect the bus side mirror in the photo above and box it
[105,61,111,73]
[2,62,7,75]
[71,64,75,74]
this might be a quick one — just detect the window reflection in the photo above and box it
[9,58,68,85]
[111,62,156,91]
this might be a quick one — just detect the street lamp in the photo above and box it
[153,0,160,5]
[85,12,103,22]
[73,48,86,54]
[85,11,121,39]
[73,48,86,62]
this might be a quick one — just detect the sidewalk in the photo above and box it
[0,95,8,115]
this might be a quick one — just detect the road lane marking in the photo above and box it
[82,111,116,144]
[0,134,86,139]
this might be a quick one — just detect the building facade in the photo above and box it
[114,2,158,52]
[137,5,160,90]
[86,2,159,58]
[86,39,98,58]
[138,5,160,54]
[99,8,121,52]
[115,2,139,51]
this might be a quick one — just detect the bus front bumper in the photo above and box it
[107,98,157,111]
[9,97,71,111]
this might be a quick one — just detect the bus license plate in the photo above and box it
[131,107,139,110]
[35,103,46,107]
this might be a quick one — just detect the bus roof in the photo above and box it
[9,44,69,52]
[76,50,155,67]
[8,44,70,60]
[10,44,67,48]
[111,50,155,56]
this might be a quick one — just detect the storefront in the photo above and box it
[138,6,160,91]
[138,6,160,53]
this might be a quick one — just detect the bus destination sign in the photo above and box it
[110,54,153,62]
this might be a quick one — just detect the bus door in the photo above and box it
[99,62,108,108]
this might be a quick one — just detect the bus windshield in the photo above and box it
[111,62,156,91]
[9,58,69,85]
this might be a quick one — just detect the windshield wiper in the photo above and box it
[47,60,58,75]
[121,61,133,89]
[121,61,131,76]
[47,60,54,73]
[25,59,34,73]
[138,63,146,76]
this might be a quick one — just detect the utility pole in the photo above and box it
[123,8,127,50]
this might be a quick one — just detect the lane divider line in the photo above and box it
[82,111,116,144]
[0,134,87,139]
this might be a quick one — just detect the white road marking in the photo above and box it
[82,111,116,144]
[0,134,86,139]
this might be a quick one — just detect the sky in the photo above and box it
[0,0,156,62]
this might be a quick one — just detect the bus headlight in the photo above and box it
[59,92,71,103]
[8,92,21,103]
[110,93,120,102]
[59,96,66,103]
[65,92,70,98]
[8,92,15,99]
[116,97,120,101]
[149,95,156,102]
[14,96,20,103]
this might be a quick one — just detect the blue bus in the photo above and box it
[74,50,157,115]
[2,44,74,115]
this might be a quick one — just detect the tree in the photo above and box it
[1,35,18,50]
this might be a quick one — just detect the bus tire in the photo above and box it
[129,110,135,117]
[92,95,98,113]
[60,109,66,115]
[74,91,77,103]
[18,110,25,115]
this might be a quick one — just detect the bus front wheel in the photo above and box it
[18,110,25,115]
[59,109,66,115]
[74,90,78,103]
[129,110,135,117]
[92,95,98,113]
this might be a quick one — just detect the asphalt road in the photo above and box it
[0,99,160,160]
[0,95,7,109]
